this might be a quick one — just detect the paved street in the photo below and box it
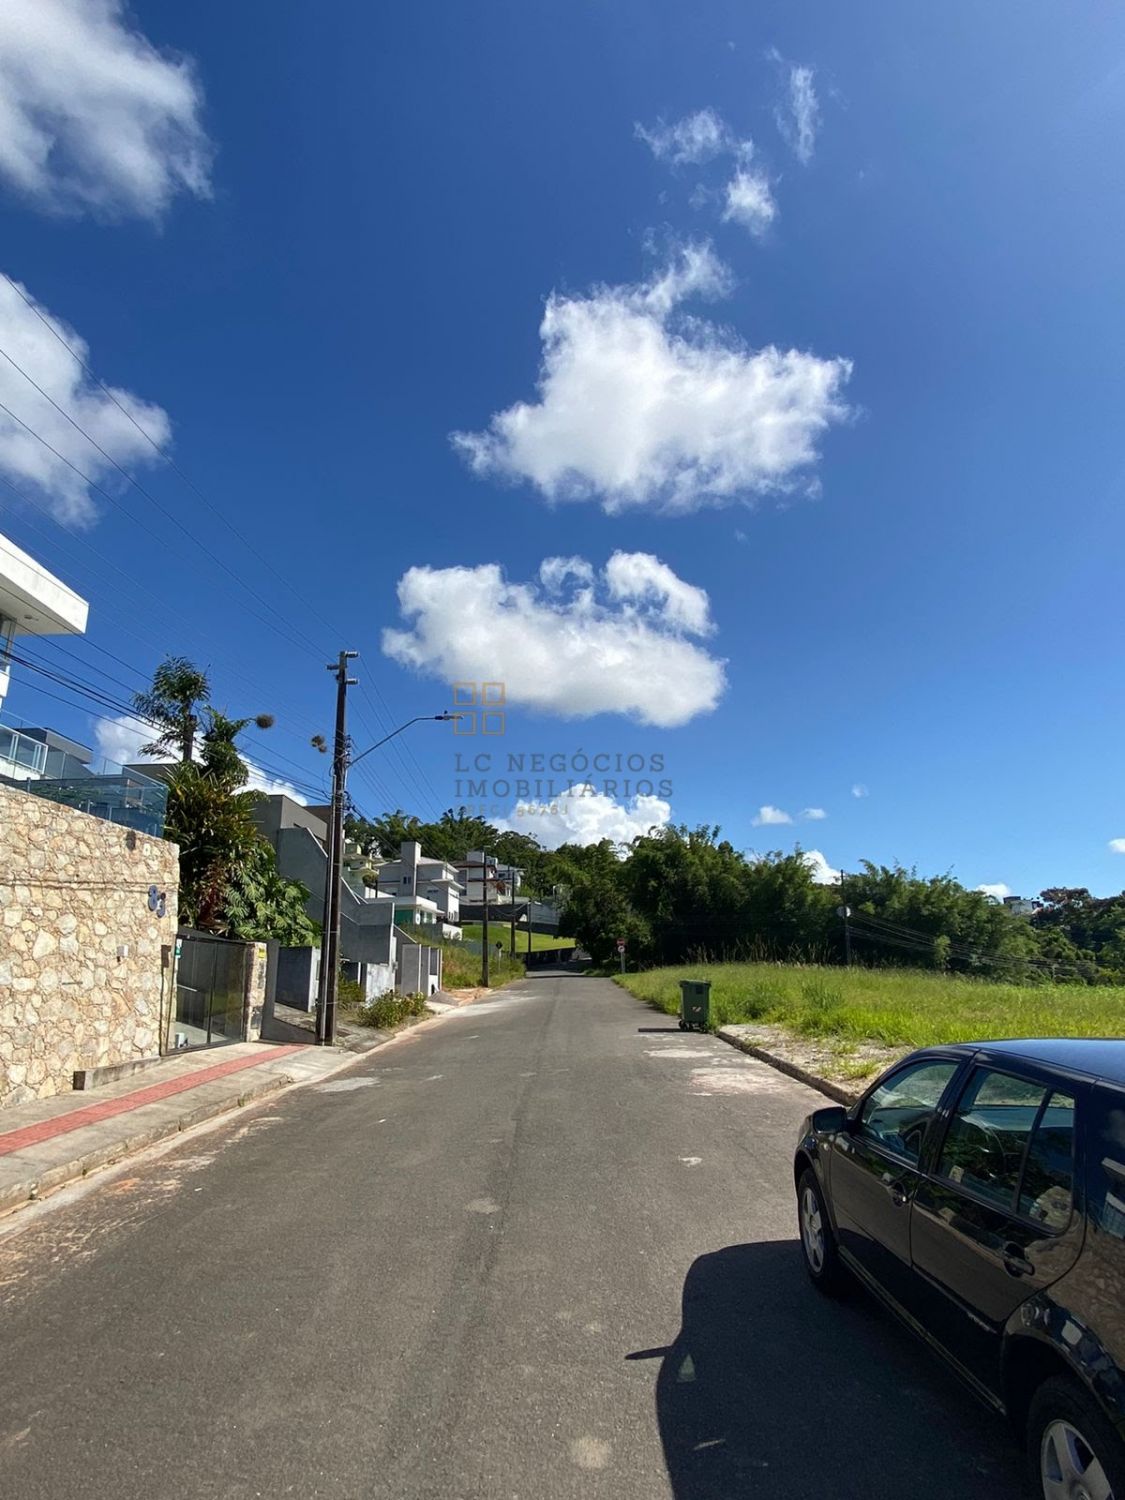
[0,974,1023,1499]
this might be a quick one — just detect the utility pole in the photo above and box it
[316,650,358,1045]
[838,871,852,968]
[481,859,490,987]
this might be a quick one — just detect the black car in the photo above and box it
[794,1038,1125,1500]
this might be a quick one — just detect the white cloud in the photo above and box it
[0,274,171,524]
[93,714,308,804]
[1109,839,1125,855]
[772,55,820,165]
[801,807,827,821]
[977,883,1012,900]
[722,165,778,237]
[804,849,841,885]
[93,712,156,766]
[382,551,725,728]
[752,805,792,826]
[851,783,868,798]
[539,555,594,593]
[498,785,672,850]
[603,551,712,634]
[0,0,211,220]
[635,109,731,166]
[452,243,851,515]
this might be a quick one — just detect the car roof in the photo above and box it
[943,1037,1125,1084]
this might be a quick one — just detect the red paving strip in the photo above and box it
[0,1047,303,1158]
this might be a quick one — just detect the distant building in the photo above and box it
[363,840,463,939]
[1002,895,1040,918]
[456,850,522,905]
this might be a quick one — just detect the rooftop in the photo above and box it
[0,531,88,636]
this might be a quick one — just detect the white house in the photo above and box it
[363,840,463,940]
[456,850,523,905]
[0,532,88,781]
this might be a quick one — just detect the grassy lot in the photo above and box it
[460,924,575,952]
[618,962,1125,1048]
[440,940,525,989]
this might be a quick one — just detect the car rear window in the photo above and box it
[937,1067,1076,1227]
[1018,1092,1076,1232]
[1088,1085,1125,1240]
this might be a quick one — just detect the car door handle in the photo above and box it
[1002,1244,1034,1278]
[890,1182,910,1207]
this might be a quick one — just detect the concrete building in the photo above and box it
[363,840,463,939]
[0,530,88,711]
[456,850,522,905]
[1002,895,1040,918]
[253,794,400,998]
[0,532,89,782]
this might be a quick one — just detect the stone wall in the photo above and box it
[0,782,179,1108]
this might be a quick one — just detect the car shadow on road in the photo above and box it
[633,1241,1025,1500]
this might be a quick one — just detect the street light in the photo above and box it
[316,705,463,1046]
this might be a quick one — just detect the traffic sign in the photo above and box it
[616,938,626,952]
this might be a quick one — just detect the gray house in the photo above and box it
[254,795,445,1003]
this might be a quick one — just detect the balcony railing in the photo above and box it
[19,770,168,839]
[0,723,47,778]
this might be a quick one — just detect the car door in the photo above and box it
[910,1063,1087,1397]
[828,1056,964,1310]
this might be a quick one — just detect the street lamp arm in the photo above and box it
[347,713,459,770]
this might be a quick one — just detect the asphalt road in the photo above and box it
[0,973,1025,1499]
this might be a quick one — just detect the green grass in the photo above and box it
[439,940,525,990]
[460,924,575,952]
[617,961,1125,1048]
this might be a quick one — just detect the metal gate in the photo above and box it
[172,929,251,1049]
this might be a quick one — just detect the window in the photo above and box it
[1086,1087,1125,1240]
[1018,1091,1076,1231]
[858,1059,960,1162]
[937,1068,1073,1221]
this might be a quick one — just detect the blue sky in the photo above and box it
[1,1,1124,896]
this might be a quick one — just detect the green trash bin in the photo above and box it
[679,979,711,1032]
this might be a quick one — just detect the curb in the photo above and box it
[0,985,496,1222]
[715,1027,857,1106]
[0,1072,291,1220]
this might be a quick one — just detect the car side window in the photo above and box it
[1087,1086,1125,1240]
[1017,1090,1076,1231]
[937,1068,1050,1214]
[858,1060,959,1163]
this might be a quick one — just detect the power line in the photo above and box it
[0,387,327,664]
[4,644,329,801]
[0,267,351,651]
[0,284,447,815]
[0,494,331,747]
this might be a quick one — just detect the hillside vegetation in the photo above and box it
[619,962,1125,1048]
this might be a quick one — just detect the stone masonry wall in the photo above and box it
[0,782,179,1108]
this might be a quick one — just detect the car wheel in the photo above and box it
[797,1167,844,1295]
[1028,1376,1125,1500]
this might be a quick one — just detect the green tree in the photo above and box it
[346,808,425,859]
[224,841,320,946]
[133,655,211,762]
[139,663,302,940]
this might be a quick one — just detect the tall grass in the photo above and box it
[619,962,1125,1047]
[440,941,525,989]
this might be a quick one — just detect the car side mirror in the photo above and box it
[812,1104,850,1135]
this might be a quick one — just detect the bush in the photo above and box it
[356,991,429,1029]
[337,973,366,1008]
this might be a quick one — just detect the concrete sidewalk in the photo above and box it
[0,1038,368,1218]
